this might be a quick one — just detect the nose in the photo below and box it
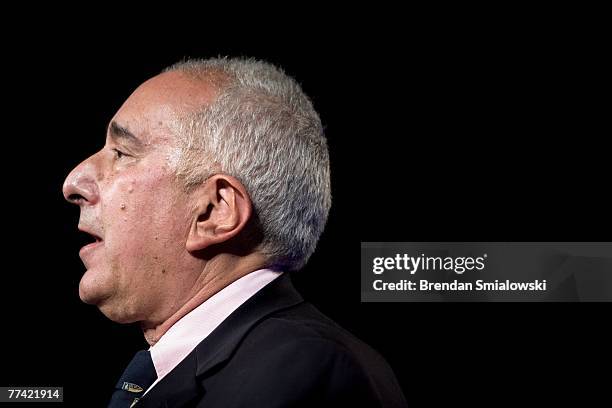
[62,155,101,207]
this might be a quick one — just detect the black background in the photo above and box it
[1,11,609,407]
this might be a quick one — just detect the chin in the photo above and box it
[97,302,140,324]
[78,290,138,324]
[78,268,145,324]
[78,269,112,305]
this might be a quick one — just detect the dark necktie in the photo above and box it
[108,350,158,408]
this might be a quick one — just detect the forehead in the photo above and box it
[110,71,219,145]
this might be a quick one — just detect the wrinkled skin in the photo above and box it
[63,71,219,326]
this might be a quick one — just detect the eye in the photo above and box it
[112,148,128,159]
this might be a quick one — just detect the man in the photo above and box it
[63,57,407,407]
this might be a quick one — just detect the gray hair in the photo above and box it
[164,57,331,271]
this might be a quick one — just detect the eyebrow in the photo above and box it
[108,121,144,148]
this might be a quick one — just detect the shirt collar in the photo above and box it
[146,268,282,391]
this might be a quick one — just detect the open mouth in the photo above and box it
[78,229,104,254]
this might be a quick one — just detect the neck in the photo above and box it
[140,253,267,346]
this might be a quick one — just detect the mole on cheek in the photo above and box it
[120,203,126,210]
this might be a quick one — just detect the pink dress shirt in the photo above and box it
[144,268,282,395]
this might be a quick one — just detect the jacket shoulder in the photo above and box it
[199,302,407,408]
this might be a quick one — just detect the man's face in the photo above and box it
[63,72,216,323]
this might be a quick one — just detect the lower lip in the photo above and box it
[79,241,103,259]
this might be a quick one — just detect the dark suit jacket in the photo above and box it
[136,274,407,407]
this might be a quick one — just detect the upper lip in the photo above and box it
[78,225,103,242]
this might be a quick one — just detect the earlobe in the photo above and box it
[185,175,252,252]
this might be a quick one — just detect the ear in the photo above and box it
[186,174,253,252]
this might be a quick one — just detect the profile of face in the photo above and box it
[62,72,220,324]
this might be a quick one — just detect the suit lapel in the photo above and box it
[136,273,303,407]
[194,273,303,376]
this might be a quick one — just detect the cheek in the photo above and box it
[103,169,169,223]
[101,172,188,266]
